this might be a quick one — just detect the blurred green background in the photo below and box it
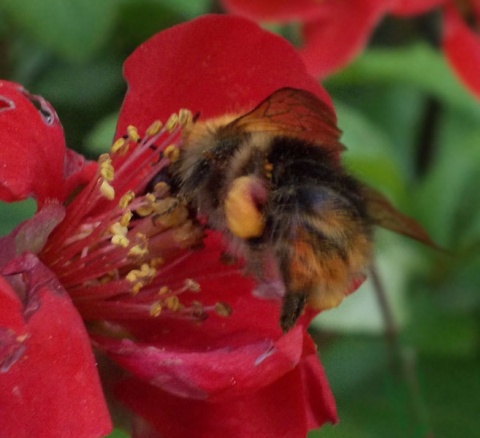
[0,1,478,437]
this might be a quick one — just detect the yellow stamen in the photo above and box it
[100,180,115,200]
[146,120,162,136]
[165,295,181,312]
[127,125,140,142]
[135,193,157,216]
[111,234,129,248]
[110,137,127,155]
[214,302,232,317]
[165,113,179,132]
[158,286,170,295]
[164,144,180,162]
[120,211,133,227]
[99,154,115,181]
[184,278,200,292]
[119,190,135,209]
[178,109,193,127]
[150,301,162,317]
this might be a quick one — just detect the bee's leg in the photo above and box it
[280,291,306,333]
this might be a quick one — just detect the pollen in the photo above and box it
[165,295,181,312]
[165,113,179,132]
[164,144,180,162]
[119,190,135,209]
[127,125,140,142]
[111,234,129,248]
[99,154,115,181]
[120,211,133,227]
[214,302,232,317]
[150,301,162,317]
[100,180,115,200]
[178,109,193,126]
[38,113,228,328]
[110,137,128,155]
[184,278,200,292]
[146,120,163,136]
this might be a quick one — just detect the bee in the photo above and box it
[168,88,435,332]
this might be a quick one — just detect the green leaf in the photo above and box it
[1,0,117,61]
[84,112,119,154]
[0,199,37,236]
[328,44,480,115]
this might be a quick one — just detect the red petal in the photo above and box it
[299,0,391,78]
[390,0,446,15]
[442,2,480,98]
[220,0,326,22]
[0,81,66,205]
[0,81,95,207]
[116,353,336,438]
[96,325,307,402]
[116,15,331,137]
[0,255,111,438]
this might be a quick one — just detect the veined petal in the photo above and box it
[0,254,111,437]
[116,14,331,138]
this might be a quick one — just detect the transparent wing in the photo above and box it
[229,87,345,154]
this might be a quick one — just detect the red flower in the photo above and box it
[220,0,480,99]
[0,15,347,437]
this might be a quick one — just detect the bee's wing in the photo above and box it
[229,87,345,154]
[362,184,440,249]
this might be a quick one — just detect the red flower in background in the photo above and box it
[221,0,480,99]
[0,15,350,437]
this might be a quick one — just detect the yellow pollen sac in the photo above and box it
[173,221,205,248]
[150,257,165,268]
[120,211,133,227]
[135,193,157,217]
[127,125,140,142]
[100,180,115,200]
[146,120,163,136]
[164,144,180,162]
[110,137,128,155]
[111,234,129,248]
[110,222,128,237]
[128,244,148,258]
[214,302,232,317]
[165,295,181,312]
[184,278,201,292]
[178,109,193,127]
[99,154,115,181]
[158,286,170,295]
[224,176,265,239]
[153,201,188,229]
[165,113,179,132]
[150,301,163,317]
[132,283,143,295]
[126,263,157,285]
[119,190,135,209]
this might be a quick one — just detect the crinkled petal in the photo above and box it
[299,0,392,78]
[116,14,331,137]
[0,80,96,206]
[220,0,327,22]
[442,2,480,99]
[116,353,336,438]
[95,325,307,402]
[0,254,111,438]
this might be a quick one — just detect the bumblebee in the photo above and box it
[169,88,434,332]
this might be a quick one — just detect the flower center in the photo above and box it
[39,111,231,325]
